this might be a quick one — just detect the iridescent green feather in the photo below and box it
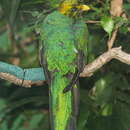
[51,72,72,130]
[40,11,77,74]
[40,11,88,130]
[73,19,88,62]
[40,11,77,130]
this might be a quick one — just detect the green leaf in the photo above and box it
[124,3,130,9]
[0,99,7,111]
[0,31,11,51]
[77,102,90,130]
[0,120,8,130]
[119,26,128,34]
[29,114,44,130]
[10,115,25,130]
[92,77,113,105]
[100,103,112,116]
[101,16,114,36]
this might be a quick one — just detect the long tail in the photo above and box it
[66,85,79,130]
[50,72,73,130]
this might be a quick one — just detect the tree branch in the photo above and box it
[80,46,130,77]
[0,62,45,87]
[80,46,120,77]
[1,46,130,87]
[107,0,123,49]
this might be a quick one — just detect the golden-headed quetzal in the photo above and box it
[39,0,90,130]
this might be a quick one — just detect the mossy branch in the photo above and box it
[0,46,130,87]
[0,62,45,87]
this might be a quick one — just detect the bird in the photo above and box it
[39,0,90,129]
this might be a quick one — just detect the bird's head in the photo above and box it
[58,0,90,17]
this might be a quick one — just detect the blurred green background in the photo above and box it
[0,0,130,130]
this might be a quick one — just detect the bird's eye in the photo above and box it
[71,7,78,12]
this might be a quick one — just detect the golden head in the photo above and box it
[58,0,90,16]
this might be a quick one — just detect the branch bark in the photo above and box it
[1,46,130,87]
[107,0,123,50]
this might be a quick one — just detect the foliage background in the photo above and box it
[0,0,130,130]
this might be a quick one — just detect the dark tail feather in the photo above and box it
[39,45,54,129]
[66,85,79,130]
[49,91,55,130]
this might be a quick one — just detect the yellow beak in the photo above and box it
[77,5,90,11]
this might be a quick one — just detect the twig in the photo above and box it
[80,46,130,77]
[107,28,118,50]
[86,20,100,24]
[107,0,123,49]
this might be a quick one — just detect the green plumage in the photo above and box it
[40,11,88,130]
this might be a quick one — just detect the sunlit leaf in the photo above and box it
[101,16,114,36]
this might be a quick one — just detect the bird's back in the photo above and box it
[41,11,77,75]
